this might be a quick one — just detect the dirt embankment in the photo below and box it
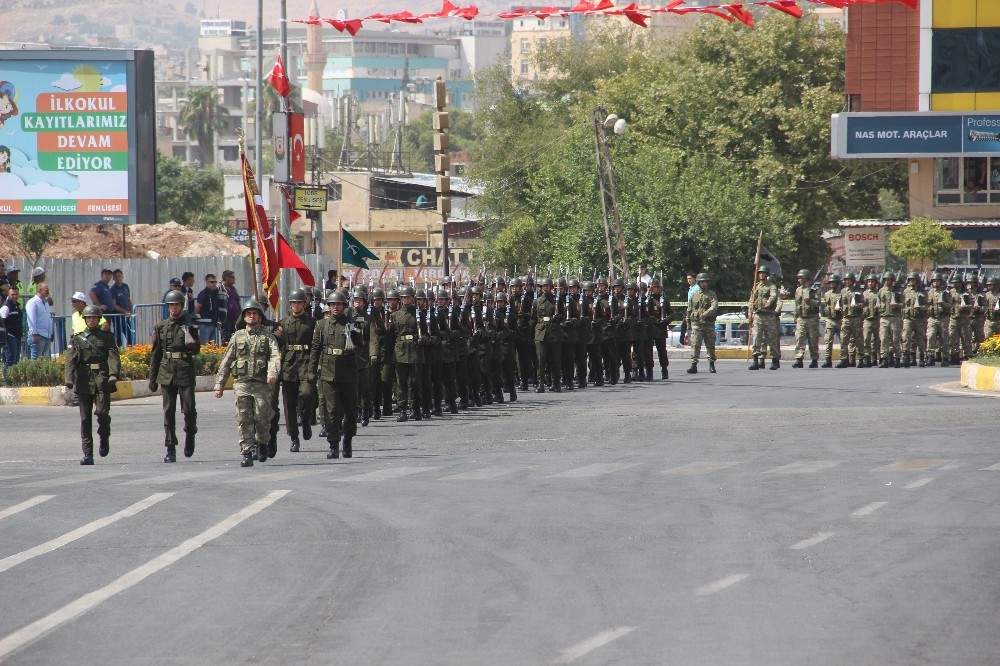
[0,223,249,259]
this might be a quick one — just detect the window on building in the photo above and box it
[934,156,1000,204]
[327,182,342,201]
[931,28,1000,93]
[388,43,400,55]
[520,38,529,53]
[520,60,529,76]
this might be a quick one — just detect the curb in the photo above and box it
[0,376,231,406]
[960,361,1000,392]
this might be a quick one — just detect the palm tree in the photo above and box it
[179,86,229,166]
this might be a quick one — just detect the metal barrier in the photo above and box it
[131,303,167,347]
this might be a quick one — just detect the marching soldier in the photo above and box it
[948,274,973,363]
[599,277,619,384]
[452,288,472,409]
[985,276,1000,340]
[511,278,534,391]
[389,286,422,421]
[820,274,844,368]
[686,273,718,374]
[878,272,903,368]
[495,292,518,401]
[435,289,461,413]
[613,279,633,383]
[648,278,672,379]
[838,273,864,368]
[214,299,280,468]
[749,266,780,370]
[379,289,400,418]
[277,289,316,452]
[65,305,120,465]
[351,287,375,425]
[369,287,387,420]
[530,277,562,392]
[583,281,607,386]
[572,280,591,387]
[310,291,364,459]
[792,269,820,368]
[562,279,580,389]
[861,274,881,368]
[926,272,951,367]
[902,272,928,367]
[149,290,200,462]
[467,286,485,405]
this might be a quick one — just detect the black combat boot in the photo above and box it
[80,449,94,466]
[951,352,961,365]
[520,380,529,392]
[495,390,504,404]
[327,440,340,459]
[397,409,408,422]
[940,356,949,367]
[240,452,254,467]
[622,374,632,384]
[920,355,928,368]
[564,381,574,391]
[894,355,901,368]
[434,402,443,416]
[164,446,177,463]
[821,360,833,368]
[99,437,110,458]
[809,359,819,368]
[449,400,458,414]
[686,363,697,374]
[749,355,760,370]
[792,358,804,368]
[342,437,352,459]
[553,382,562,393]
[484,391,493,405]
[459,396,469,409]
[878,357,888,368]
[290,437,300,453]
[373,405,382,420]
[578,379,587,389]
[926,355,935,367]
[258,441,269,463]
[769,358,780,370]
[301,416,312,441]
[413,409,422,421]
[509,387,517,402]
[859,357,868,369]
[361,408,370,427]
[836,358,850,368]
[903,353,911,367]
[267,435,277,460]
[474,393,483,407]
[183,432,195,457]
[709,361,716,373]
[661,368,668,380]
[535,384,545,394]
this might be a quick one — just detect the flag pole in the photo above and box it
[238,129,262,304]
[746,231,763,362]
[338,218,344,295]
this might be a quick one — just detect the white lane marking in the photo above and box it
[904,477,934,489]
[871,459,951,472]
[852,502,888,517]
[508,437,565,442]
[121,471,226,486]
[548,463,642,478]
[0,490,289,661]
[762,461,840,474]
[551,626,636,664]
[439,465,534,480]
[226,468,331,483]
[695,574,750,596]
[981,462,1000,471]
[0,493,172,574]
[789,532,835,550]
[334,467,440,482]
[659,462,738,476]
[937,462,964,471]
[0,495,55,521]
[15,473,128,488]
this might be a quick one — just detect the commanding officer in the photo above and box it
[838,273,864,368]
[820,274,844,368]
[902,272,928,367]
[65,305,120,465]
[214,299,280,468]
[277,288,316,453]
[149,290,201,462]
[686,273,718,374]
[861,273,881,368]
[749,265,781,370]
[878,272,903,368]
[310,291,363,459]
[792,269,820,368]
[530,277,562,392]
[948,274,973,363]
[985,276,1000,339]
[926,272,952,367]
[389,285,421,421]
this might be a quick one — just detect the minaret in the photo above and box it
[304,0,326,97]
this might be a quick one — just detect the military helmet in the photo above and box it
[950,274,962,284]
[524,276,535,285]
[456,287,467,297]
[650,278,661,287]
[829,274,843,283]
[907,271,920,281]
[510,277,523,287]
[797,269,811,279]
[626,282,638,290]
[538,277,553,287]
[568,279,580,288]
[757,265,771,275]
[555,277,566,288]
[866,273,879,282]
[696,272,710,282]
[242,298,265,314]
[988,276,1000,286]
[931,272,943,281]
[352,287,368,301]
[164,290,185,304]
[372,288,385,300]
[470,285,483,295]
[437,289,449,299]
[415,289,427,299]
[496,292,508,302]
[882,272,895,280]
[82,305,102,317]
[399,286,416,297]
[327,291,348,304]
[612,278,625,287]
[582,281,596,291]
[969,274,980,283]
[844,272,857,281]
[386,289,400,300]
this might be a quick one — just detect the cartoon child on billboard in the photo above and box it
[0,145,10,173]
[0,81,18,130]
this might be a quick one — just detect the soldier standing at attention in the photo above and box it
[984,276,1000,339]
[878,272,903,368]
[583,281,607,386]
[901,272,928,367]
[65,305,120,465]
[149,290,200,462]
[838,273,864,368]
[214,299,280,468]
[686,273,718,374]
[310,291,363,459]
[530,277,562,392]
[947,274,973,363]
[792,269,820,368]
[277,289,315,453]
[749,266,780,370]
[389,286,421,421]
[820,274,844,368]
[926,273,952,367]
[861,274,881,368]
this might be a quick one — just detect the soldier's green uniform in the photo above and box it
[686,274,718,373]
[792,270,820,368]
[986,277,1000,340]
[378,292,399,417]
[614,281,634,383]
[571,282,592,386]
[389,287,422,421]
[149,290,200,462]
[838,274,865,367]
[452,290,472,408]
[820,276,844,367]
[970,276,988,346]
[877,274,903,368]
[495,292,518,401]
[214,299,281,467]
[530,278,563,392]
[947,277,973,362]
[902,274,928,367]
[434,291,460,412]
[599,279,619,384]
[584,282,607,386]
[368,289,388,420]
[350,288,375,425]
[65,306,120,465]
[310,291,363,458]
[749,267,780,370]
[926,275,952,366]
[861,275,881,367]
[647,279,672,379]
[277,289,316,452]
[559,279,578,390]
[510,280,534,390]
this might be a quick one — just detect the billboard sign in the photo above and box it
[844,227,886,266]
[832,112,1000,159]
[0,50,156,223]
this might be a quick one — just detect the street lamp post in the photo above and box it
[593,108,629,281]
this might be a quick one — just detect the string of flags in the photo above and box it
[294,0,916,33]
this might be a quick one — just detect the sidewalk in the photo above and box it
[0,376,231,406]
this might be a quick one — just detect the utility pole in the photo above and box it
[593,108,629,280]
[433,77,451,278]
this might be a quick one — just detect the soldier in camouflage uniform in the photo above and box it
[985,276,1000,340]
[686,273,718,374]
[861,274,881,368]
[389,286,422,421]
[276,289,315,453]
[947,274,973,363]
[926,273,952,367]
[792,269,820,368]
[902,272,928,367]
[969,274,987,346]
[65,305,121,465]
[837,273,864,368]
[214,299,281,468]
[877,272,903,368]
[310,291,364,459]
[820,274,844,368]
[749,266,780,370]
[149,290,200,462]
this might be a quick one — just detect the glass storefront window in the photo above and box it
[935,157,1000,204]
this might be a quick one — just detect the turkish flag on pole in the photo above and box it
[268,55,291,98]
[276,232,315,287]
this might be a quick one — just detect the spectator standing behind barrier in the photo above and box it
[27,267,52,302]
[89,268,115,316]
[1,286,24,375]
[71,291,108,334]
[111,269,133,346]
[220,270,240,344]
[162,277,182,319]
[6,265,24,296]
[181,272,196,315]
[26,283,53,359]
[194,273,227,345]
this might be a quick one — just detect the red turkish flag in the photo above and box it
[268,55,290,98]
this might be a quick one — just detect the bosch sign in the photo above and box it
[844,227,886,266]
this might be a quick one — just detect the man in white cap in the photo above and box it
[71,292,108,334]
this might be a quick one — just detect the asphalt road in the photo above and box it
[1,361,998,665]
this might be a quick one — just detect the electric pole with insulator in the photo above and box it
[434,77,452,278]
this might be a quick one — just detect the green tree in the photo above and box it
[887,217,958,272]
[179,86,230,166]
[15,224,60,267]
[404,108,478,173]
[156,151,227,230]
